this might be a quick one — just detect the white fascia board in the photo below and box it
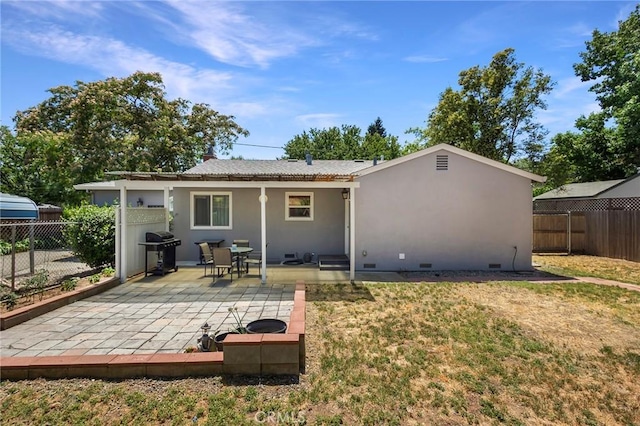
[73,180,124,190]
[107,180,360,190]
[357,143,547,183]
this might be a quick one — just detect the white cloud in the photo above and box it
[2,24,235,103]
[295,113,342,129]
[403,55,448,64]
[553,77,591,99]
[4,0,104,19]
[148,1,319,69]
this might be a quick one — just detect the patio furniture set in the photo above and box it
[199,239,263,281]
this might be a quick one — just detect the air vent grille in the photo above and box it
[363,263,376,269]
[419,263,432,268]
[488,263,501,269]
[436,155,448,171]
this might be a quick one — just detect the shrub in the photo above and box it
[101,267,115,277]
[61,277,79,292]
[88,273,102,284]
[63,205,115,268]
[1,290,18,310]
[21,270,49,301]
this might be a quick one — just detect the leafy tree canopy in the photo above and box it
[408,48,554,163]
[283,120,401,161]
[3,71,248,206]
[550,5,640,182]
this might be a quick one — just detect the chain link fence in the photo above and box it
[0,221,94,292]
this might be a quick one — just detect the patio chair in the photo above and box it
[213,247,234,282]
[243,243,268,274]
[199,243,215,277]
[232,239,250,247]
[232,239,250,271]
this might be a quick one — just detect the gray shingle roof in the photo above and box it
[185,159,377,178]
[534,179,625,200]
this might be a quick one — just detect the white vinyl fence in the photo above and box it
[116,207,169,278]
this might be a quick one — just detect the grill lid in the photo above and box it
[146,231,175,242]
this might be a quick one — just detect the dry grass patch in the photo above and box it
[534,254,640,284]
[2,281,640,425]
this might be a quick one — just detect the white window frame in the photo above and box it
[285,191,314,221]
[190,191,233,230]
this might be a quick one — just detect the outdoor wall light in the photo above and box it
[136,197,144,207]
[341,189,349,200]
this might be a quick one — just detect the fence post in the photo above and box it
[29,222,35,274]
[10,225,16,291]
[115,208,122,282]
[567,211,572,254]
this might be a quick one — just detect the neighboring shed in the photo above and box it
[534,173,640,201]
[0,193,39,220]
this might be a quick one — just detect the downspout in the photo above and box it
[349,186,355,283]
[260,186,268,285]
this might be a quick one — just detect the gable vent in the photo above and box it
[436,155,449,171]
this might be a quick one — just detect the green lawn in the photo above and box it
[2,281,639,425]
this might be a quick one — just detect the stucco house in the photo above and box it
[78,144,545,283]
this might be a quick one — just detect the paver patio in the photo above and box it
[0,267,296,357]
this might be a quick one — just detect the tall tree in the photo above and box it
[562,4,640,179]
[283,124,401,160]
[409,48,554,163]
[367,117,387,138]
[6,71,248,205]
[0,127,86,206]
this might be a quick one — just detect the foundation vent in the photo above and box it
[436,155,449,171]
[284,253,296,259]
[419,263,432,268]
[488,263,501,269]
[363,263,376,269]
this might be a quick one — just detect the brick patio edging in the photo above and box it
[1,277,121,331]
[0,281,306,379]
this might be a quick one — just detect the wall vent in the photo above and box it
[284,253,296,259]
[488,263,501,269]
[363,263,376,269]
[436,155,449,171]
[419,263,432,268]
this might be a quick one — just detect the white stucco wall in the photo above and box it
[354,149,534,271]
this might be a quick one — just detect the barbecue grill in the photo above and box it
[139,231,181,276]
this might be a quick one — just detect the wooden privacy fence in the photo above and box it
[533,211,640,262]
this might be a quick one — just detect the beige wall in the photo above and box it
[354,149,534,271]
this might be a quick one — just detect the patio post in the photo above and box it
[163,186,171,231]
[349,186,355,283]
[260,186,267,284]
[119,186,127,283]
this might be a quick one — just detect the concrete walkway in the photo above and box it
[0,268,295,357]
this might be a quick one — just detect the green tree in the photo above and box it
[0,127,86,205]
[409,48,554,163]
[367,117,387,138]
[283,124,401,160]
[9,72,248,205]
[563,4,640,179]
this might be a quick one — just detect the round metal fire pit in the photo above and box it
[246,319,287,334]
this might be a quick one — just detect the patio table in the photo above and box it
[230,246,253,277]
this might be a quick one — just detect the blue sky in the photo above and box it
[1,1,636,160]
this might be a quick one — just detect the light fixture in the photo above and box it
[136,197,144,207]
[341,189,349,200]
[198,322,212,352]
